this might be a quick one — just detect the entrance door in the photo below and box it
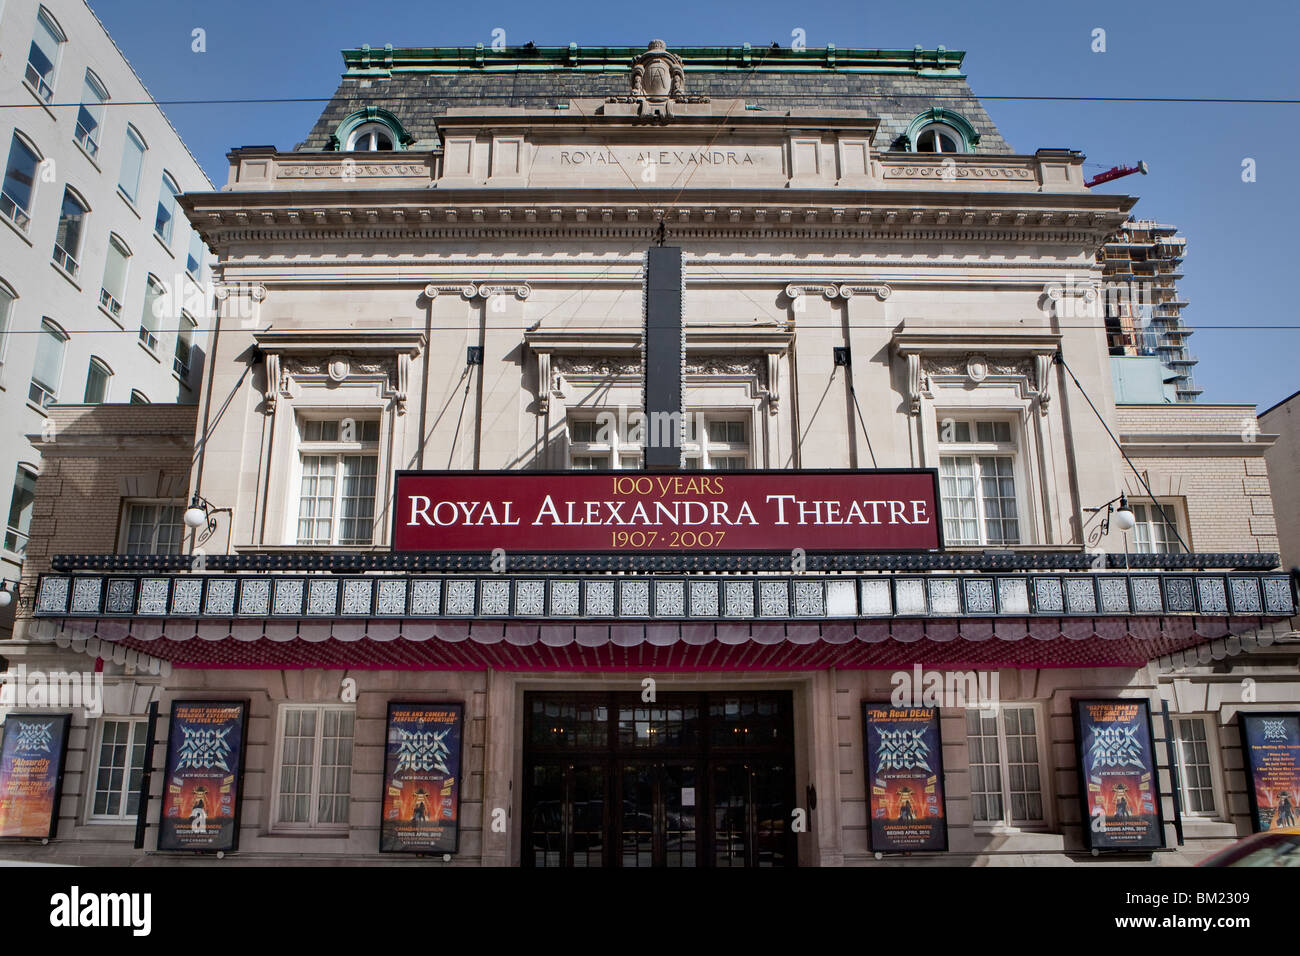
[526,762,607,868]
[618,761,698,868]
[522,691,795,868]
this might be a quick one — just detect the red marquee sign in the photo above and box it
[392,469,942,554]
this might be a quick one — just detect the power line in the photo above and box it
[3,93,1298,110]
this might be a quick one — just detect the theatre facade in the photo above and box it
[4,42,1298,866]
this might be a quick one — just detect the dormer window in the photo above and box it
[903,108,981,155]
[914,123,962,153]
[346,123,394,151]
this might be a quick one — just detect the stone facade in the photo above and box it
[1260,391,1300,570]
[2,41,1296,868]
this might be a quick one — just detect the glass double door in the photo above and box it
[523,692,796,868]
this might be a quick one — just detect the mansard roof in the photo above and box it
[298,43,1013,154]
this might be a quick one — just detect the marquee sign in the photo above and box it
[392,469,942,554]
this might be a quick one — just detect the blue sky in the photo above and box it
[90,0,1300,410]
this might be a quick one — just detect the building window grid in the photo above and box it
[295,416,380,546]
[122,501,184,555]
[90,719,147,820]
[1132,502,1183,555]
[966,706,1046,828]
[938,419,1020,546]
[567,413,749,470]
[1173,716,1219,817]
[275,706,355,829]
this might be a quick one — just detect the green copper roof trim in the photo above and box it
[339,43,968,76]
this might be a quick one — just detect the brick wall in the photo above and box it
[1117,404,1278,554]
[15,405,196,626]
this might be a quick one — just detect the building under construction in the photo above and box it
[1101,219,1201,402]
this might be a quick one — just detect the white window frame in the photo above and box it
[154,172,180,244]
[86,717,148,823]
[683,413,751,470]
[2,132,42,232]
[74,69,109,158]
[566,412,644,470]
[28,317,67,409]
[914,122,963,153]
[290,412,382,546]
[139,274,163,351]
[345,123,395,151]
[174,311,196,379]
[270,703,355,832]
[99,234,130,319]
[185,230,205,280]
[1131,499,1187,555]
[118,498,185,555]
[0,280,15,370]
[965,702,1052,832]
[24,6,66,104]
[117,125,146,205]
[937,416,1024,546]
[4,462,39,556]
[52,185,89,277]
[84,356,112,403]
[1172,714,1226,820]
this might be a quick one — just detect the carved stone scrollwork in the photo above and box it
[784,283,839,300]
[837,283,892,300]
[1035,353,1054,414]
[764,353,781,414]
[906,354,922,415]
[477,284,531,300]
[423,283,477,300]
[264,353,280,414]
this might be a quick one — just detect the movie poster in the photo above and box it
[158,701,248,852]
[0,714,71,840]
[1238,712,1300,833]
[862,705,948,852]
[381,702,463,854]
[1074,699,1164,850]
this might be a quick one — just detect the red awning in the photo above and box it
[46,615,1274,671]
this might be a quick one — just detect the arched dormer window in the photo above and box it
[330,108,411,152]
[902,108,981,154]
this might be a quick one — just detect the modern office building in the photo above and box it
[3,40,1296,867]
[0,0,213,636]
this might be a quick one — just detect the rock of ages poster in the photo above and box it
[1073,699,1164,850]
[0,713,70,839]
[862,705,948,852]
[1238,712,1300,832]
[381,702,463,854]
[158,701,248,852]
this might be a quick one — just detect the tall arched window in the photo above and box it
[2,133,42,232]
[53,186,89,277]
[75,70,109,157]
[346,123,394,151]
[154,172,180,244]
[29,318,67,408]
[25,6,66,103]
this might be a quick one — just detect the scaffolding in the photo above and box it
[1098,220,1201,401]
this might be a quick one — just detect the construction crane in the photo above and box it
[1086,160,1148,188]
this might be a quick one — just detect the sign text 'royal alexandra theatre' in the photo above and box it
[392,470,942,553]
